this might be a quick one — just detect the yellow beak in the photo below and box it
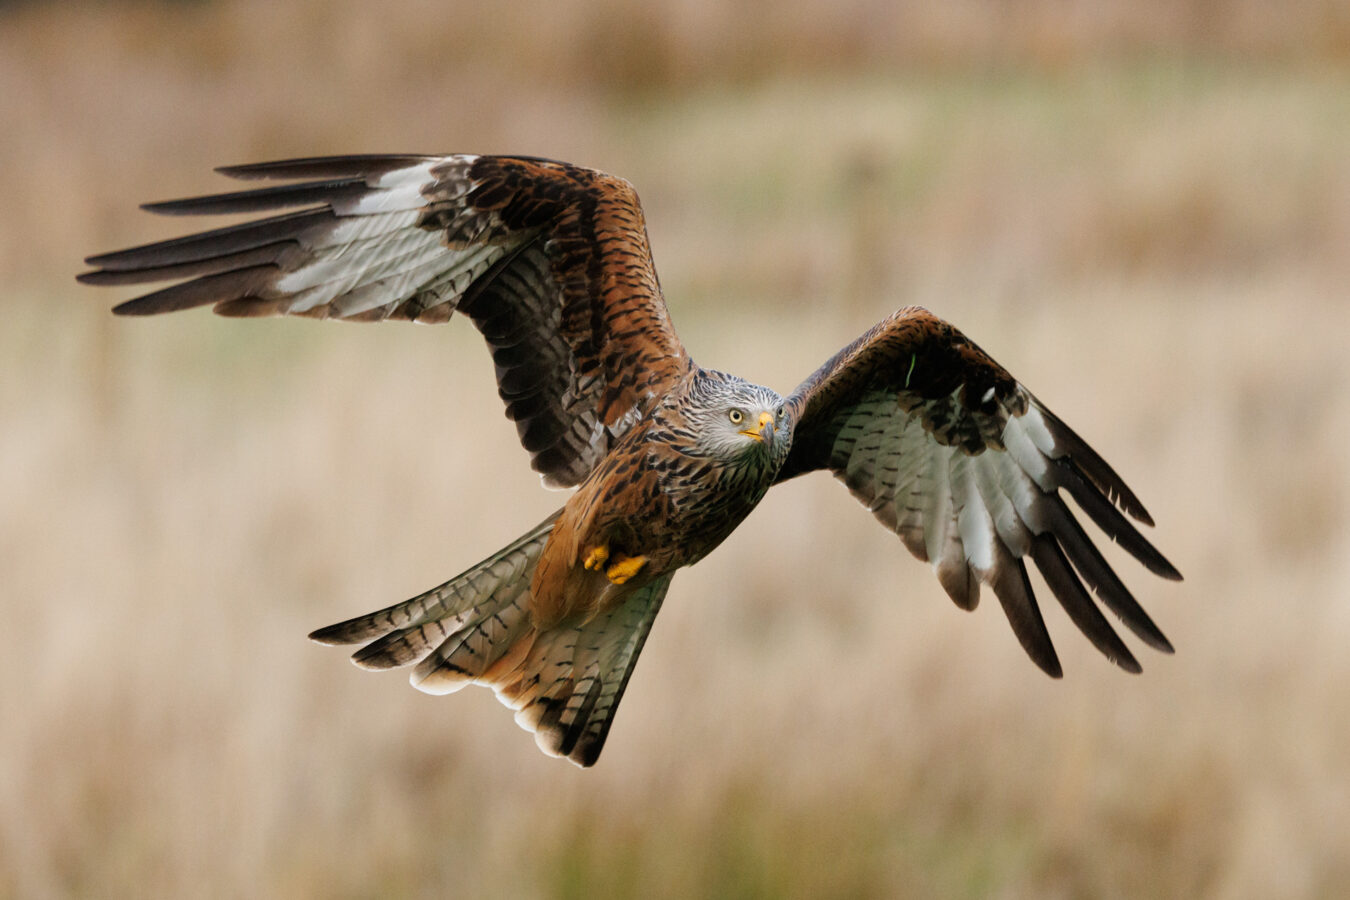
[739,410,775,443]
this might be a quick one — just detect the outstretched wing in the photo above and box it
[777,306,1182,677]
[79,154,692,488]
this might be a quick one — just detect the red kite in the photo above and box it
[81,155,1181,766]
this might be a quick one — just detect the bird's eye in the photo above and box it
[776,406,786,421]
[728,409,744,424]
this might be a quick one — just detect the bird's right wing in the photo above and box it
[79,154,693,488]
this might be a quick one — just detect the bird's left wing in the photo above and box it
[79,154,691,488]
[776,306,1181,676]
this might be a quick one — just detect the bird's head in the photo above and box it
[686,370,792,469]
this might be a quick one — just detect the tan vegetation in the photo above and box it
[3,2,1348,897]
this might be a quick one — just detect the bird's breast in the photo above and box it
[651,448,776,564]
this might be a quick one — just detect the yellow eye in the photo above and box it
[777,407,786,421]
[728,409,744,424]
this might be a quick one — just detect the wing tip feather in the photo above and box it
[111,296,170,316]
[1041,657,1065,679]
[139,199,196,217]
[1117,654,1144,675]
[307,623,359,646]
[213,154,438,181]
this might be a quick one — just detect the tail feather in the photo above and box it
[497,576,671,765]
[308,510,559,656]
[407,582,534,693]
[309,509,671,767]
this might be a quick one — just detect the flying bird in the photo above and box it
[80,154,1181,766]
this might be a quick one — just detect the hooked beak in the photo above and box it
[739,410,775,444]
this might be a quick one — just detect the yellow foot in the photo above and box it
[605,554,648,585]
[582,544,610,571]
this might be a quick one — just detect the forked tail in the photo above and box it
[309,510,671,767]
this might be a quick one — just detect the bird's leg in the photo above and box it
[582,544,610,571]
[604,553,648,585]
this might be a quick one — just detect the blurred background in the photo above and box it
[4,1,1349,897]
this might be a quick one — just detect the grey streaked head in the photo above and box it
[686,369,792,472]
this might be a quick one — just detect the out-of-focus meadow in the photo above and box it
[4,1,1349,897]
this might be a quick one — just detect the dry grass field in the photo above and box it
[3,2,1349,897]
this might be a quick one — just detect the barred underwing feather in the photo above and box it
[779,306,1181,676]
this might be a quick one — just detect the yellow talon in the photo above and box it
[582,545,610,570]
[605,554,648,585]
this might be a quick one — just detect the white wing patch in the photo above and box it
[954,454,995,574]
[1019,404,1059,458]
[347,160,448,213]
[314,209,419,248]
[829,385,1062,608]
[1001,412,1052,487]
[260,157,517,319]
